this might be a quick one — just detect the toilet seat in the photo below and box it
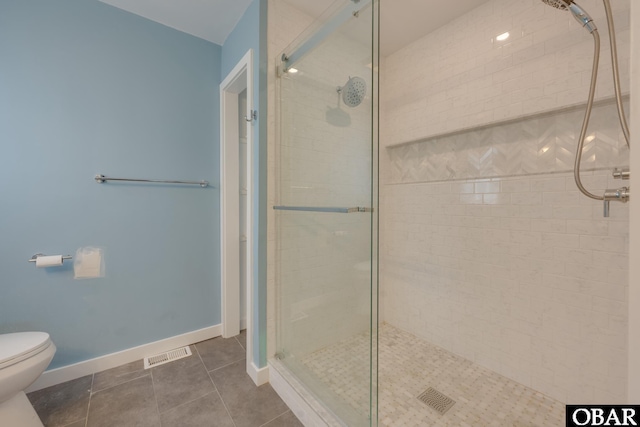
[0,333,52,370]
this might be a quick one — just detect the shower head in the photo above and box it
[541,0,597,33]
[541,0,570,10]
[338,76,367,108]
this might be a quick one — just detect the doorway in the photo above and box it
[220,50,262,384]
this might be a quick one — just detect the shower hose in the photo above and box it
[574,0,630,201]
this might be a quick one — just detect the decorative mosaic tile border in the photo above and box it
[386,99,630,184]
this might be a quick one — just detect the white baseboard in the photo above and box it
[26,324,222,393]
[247,360,269,386]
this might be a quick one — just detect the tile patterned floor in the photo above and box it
[27,331,303,427]
[301,324,566,427]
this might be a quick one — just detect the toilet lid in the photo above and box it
[0,332,51,366]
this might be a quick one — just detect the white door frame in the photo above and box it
[220,50,260,382]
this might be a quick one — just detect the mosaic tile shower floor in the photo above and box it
[300,324,565,426]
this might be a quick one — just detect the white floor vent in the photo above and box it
[144,346,192,369]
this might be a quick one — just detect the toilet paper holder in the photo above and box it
[28,253,73,263]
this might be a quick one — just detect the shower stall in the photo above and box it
[269,0,632,425]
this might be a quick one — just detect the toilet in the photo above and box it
[0,332,56,427]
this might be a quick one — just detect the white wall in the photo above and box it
[628,0,640,404]
[382,170,629,403]
[268,0,375,357]
[381,0,631,404]
[382,0,630,148]
[267,0,316,361]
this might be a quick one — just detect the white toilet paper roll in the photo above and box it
[35,255,63,268]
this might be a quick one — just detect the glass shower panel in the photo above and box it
[275,1,378,425]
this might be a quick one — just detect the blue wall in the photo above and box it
[222,0,260,77]
[221,0,269,368]
[0,0,222,369]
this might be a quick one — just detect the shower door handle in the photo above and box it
[273,206,374,213]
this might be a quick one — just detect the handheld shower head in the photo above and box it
[541,0,570,10]
[541,0,597,33]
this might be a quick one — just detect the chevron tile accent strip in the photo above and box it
[387,101,630,184]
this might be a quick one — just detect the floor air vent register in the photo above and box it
[143,346,192,369]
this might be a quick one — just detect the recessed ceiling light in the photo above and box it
[287,67,299,74]
[496,32,510,41]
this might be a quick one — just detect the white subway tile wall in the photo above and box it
[267,3,377,423]
[269,0,375,358]
[267,0,315,361]
[382,0,631,148]
[381,0,630,406]
[380,171,629,404]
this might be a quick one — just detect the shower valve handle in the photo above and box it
[603,187,629,217]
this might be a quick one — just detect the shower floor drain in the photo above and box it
[144,346,192,369]
[417,387,456,415]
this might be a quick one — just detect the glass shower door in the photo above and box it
[274,0,378,425]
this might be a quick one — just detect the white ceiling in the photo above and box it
[98,0,489,55]
[99,0,253,46]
